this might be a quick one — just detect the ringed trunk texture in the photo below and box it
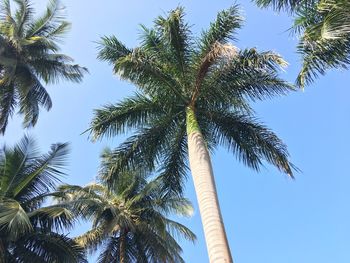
[186,107,233,263]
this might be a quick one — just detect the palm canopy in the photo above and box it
[255,0,317,12]
[0,136,86,262]
[0,0,87,134]
[90,6,295,195]
[255,0,350,87]
[56,149,196,263]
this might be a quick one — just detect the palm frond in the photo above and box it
[29,54,88,84]
[164,218,196,242]
[74,226,107,253]
[13,230,87,263]
[156,125,188,196]
[204,109,295,177]
[154,7,191,78]
[100,114,183,186]
[0,135,38,197]
[296,37,350,87]
[97,36,131,64]
[25,0,68,40]
[0,82,17,134]
[0,198,32,240]
[0,0,12,20]
[196,5,243,60]
[254,0,316,12]
[14,0,33,37]
[28,205,75,232]
[114,48,187,102]
[11,142,69,199]
[200,47,294,105]
[97,237,119,263]
[89,93,162,140]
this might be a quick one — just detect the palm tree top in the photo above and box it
[96,5,292,108]
[0,136,86,262]
[57,150,196,263]
[0,0,88,133]
[90,6,296,195]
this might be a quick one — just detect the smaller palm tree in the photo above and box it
[0,0,87,134]
[255,0,350,87]
[0,136,86,262]
[56,148,196,263]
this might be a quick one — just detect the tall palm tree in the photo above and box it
[56,148,196,263]
[0,0,87,134]
[90,6,295,263]
[255,0,350,87]
[0,136,86,262]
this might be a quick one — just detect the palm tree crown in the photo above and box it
[0,136,86,262]
[91,5,295,193]
[255,0,350,87]
[57,148,195,263]
[0,0,87,134]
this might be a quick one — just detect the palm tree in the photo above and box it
[0,136,86,262]
[0,0,87,134]
[90,6,295,263]
[255,0,350,87]
[56,148,196,263]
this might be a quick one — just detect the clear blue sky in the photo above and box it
[2,0,350,262]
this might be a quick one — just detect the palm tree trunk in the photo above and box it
[119,230,126,263]
[186,107,233,263]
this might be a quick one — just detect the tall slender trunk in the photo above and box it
[186,107,233,263]
[119,230,126,263]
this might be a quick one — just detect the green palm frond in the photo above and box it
[164,218,196,242]
[156,125,188,196]
[89,93,163,140]
[100,113,183,186]
[294,0,350,87]
[14,0,33,37]
[12,230,87,263]
[98,35,131,64]
[25,0,68,40]
[0,82,17,134]
[10,141,69,199]
[197,5,243,58]
[296,37,350,87]
[154,7,191,78]
[0,198,32,240]
[28,205,75,232]
[116,48,186,102]
[74,226,108,253]
[96,237,119,263]
[317,0,350,39]
[203,108,295,176]
[254,0,317,12]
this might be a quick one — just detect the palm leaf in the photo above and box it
[0,198,32,240]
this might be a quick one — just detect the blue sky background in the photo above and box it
[2,0,350,262]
